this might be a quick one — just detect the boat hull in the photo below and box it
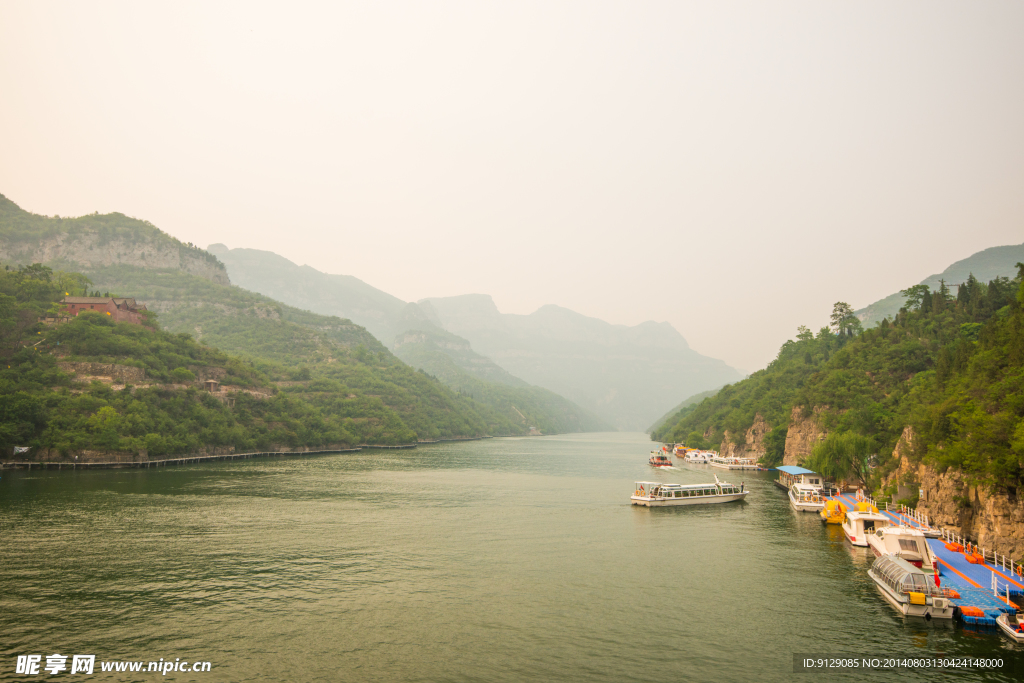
[631,492,748,507]
[868,573,955,619]
[788,490,825,512]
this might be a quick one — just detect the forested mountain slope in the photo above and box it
[856,243,1024,327]
[0,264,505,456]
[654,267,1024,558]
[0,195,571,445]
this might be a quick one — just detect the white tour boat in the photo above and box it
[866,526,939,574]
[788,483,825,512]
[841,509,891,547]
[774,466,823,492]
[710,455,760,470]
[683,450,713,464]
[868,555,954,619]
[631,475,748,507]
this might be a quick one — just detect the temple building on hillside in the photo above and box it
[58,296,148,325]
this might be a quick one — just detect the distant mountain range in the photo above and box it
[210,244,743,430]
[856,243,1024,327]
[0,193,598,439]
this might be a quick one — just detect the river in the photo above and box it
[1,432,1020,681]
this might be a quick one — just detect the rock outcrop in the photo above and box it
[3,232,229,285]
[719,413,771,461]
[58,362,146,384]
[885,426,1024,559]
[782,405,828,466]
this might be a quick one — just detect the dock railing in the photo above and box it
[936,527,1020,581]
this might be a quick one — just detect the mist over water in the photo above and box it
[1,433,1020,682]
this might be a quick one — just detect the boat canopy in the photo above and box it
[777,466,815,475]
[634,481,728,491]
[872,555,935,595]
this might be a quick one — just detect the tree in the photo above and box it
[804,432,873,483]
[900,285,930,311]
[830,302,862,337]
[796,325,813,341]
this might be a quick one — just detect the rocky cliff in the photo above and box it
[57,362,146,384]
[782,405,828,466]
[884,427,1024,559]
[719,413,771,460]
[0,194,229,284]
[12,233,229,285]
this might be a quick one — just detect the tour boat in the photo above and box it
[710,455,760,470]
[996,613,1024,642]
[775,466,824,492]
[683,450,712,464]
[841,509,891,546]
[631,475,748,507]
[867,555,955,619]
[866,526,939,575]
[673,444,689,457]
[649,451,673,467]
[788,483,825,512]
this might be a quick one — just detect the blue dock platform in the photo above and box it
[824,492,1023,625]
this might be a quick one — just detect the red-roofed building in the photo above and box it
[59,297,148,325]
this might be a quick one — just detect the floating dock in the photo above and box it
[824,491,1022,627]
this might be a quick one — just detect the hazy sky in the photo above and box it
[2,1,1022,372]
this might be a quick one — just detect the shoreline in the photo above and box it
[0,435,503,471]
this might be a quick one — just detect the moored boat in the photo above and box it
[842,508,890,546]
[775,466,824,492]
[996,613,1024,642]
[631,475,748,507]
[709,455,759,470]
[788,483,825,512]
[866,526,939,575]
[683,450,713,464]
[820,499,845,524]
[867,555,954,619]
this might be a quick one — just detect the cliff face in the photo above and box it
[3,233,229,285]
[885,426,1024,558]
[782,405,828,466]
[720,413,770,460]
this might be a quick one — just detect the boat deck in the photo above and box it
[825,492,1023,621]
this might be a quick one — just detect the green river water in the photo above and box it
[1,432,1021,682]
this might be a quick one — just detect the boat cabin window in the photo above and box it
[898,538,918,552]
[864,521,875,532]
[674,490,682,497]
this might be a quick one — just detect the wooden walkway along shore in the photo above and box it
[0,448,364,470]
[0,435,496,471]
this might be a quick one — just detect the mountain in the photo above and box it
[207,244,407,343]
[209,244,735,430]
[647,387,724,434]
[652,266,1024,557]
[0,193,548,442]
[420,294,743,431]
[856,243,1024,327]
[393,325,609,434]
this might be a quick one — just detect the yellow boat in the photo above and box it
[820,499,846,524]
